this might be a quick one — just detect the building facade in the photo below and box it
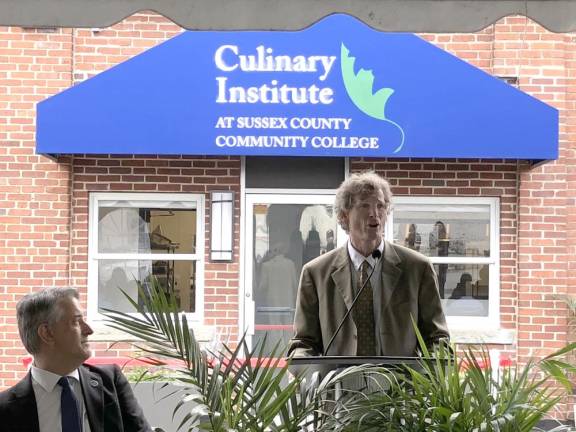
[1,12,575,420]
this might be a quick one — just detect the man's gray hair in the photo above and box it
[335,171,393,232]
[16,287,79,355]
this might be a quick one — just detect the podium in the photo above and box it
[289,355,422,367]
[289,355,423,378]
[288,355,427,398]
[286,356,432,430]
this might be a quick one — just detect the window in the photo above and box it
[88,193,204,320]
[389,197,500,328]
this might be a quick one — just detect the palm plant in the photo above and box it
[554,294,576,386]
[103,279,576,432]
[320,334,576,432]
[102,279,335,431]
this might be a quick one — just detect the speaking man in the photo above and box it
[0,287,152,432]
[288,171,449,357]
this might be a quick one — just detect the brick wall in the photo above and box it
[0,25,75,385]
[567,27,576,345]
[69,155,241,359]
[0,13,575,424]
[427,19,575,419]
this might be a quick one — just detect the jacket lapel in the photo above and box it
[79,365,104,432]
[380,241,403,315]
[11,373,40,432]
[331,246,354,310]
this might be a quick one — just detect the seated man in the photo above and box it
[0,287,152,432]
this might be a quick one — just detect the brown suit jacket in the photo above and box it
[288,241,449,357]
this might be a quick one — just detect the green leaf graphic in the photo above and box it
[341,43,394,120]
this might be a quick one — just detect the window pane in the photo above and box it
[98,205,197,254]
[98,259,196,313]
[436,263,489,317]
[393,203,491,258]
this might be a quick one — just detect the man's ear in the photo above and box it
[339,211,349,232]
[37,323,54,345]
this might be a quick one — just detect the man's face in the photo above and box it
[48,297,93,366]
[342,189,387,251]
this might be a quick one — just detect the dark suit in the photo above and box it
[0,363,152,432]
[288,241,449,357]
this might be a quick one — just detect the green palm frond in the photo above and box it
[103,279,576,432]
[102,278,319,431]
[321,324,576,432]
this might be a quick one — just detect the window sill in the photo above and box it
[450,327,515,345]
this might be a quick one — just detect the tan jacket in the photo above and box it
[288,241,449,357]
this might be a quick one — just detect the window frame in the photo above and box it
[88,192,205,322]
[387,196,500,329]
[242,190,346,344]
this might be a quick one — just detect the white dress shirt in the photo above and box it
[31,365,92,432]
[347,239,385,355]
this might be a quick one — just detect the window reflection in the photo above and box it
[392,200,496,323]
[98,207,197,254]
[393,204,491,258]
[436,264,489,317]
[98,259,196,313]
[403,223,422,251]
[95,197,201,317]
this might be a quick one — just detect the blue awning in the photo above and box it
[36,14,558,162]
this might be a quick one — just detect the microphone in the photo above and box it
[323,248,382,356]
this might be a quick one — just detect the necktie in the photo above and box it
[58,376,82,432]
[353,261,377,356]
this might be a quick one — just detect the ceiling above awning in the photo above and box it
[36,14,558,162]
[2,0,576,33]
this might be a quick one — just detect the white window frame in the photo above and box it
[387,196,500,330]
[88,192,205,322]
[241,189,346,343]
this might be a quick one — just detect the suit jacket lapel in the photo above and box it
[79,365,104,432]
[11,373,40,432]
[380,241,402,315]
[331,246,354,310]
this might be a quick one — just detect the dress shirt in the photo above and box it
[347,239,385,355]
[31,365,92,432]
